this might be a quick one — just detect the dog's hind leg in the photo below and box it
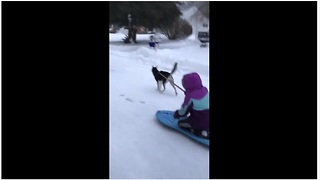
[170,82,177,95]
[168,77,178,95]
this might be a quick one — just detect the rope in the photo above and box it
[158,72,185,93]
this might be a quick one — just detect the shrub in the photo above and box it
[160,18,192,40]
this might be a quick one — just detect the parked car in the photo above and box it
[198,32,209,43]
[109,24,118,33]
[136,26,148,34]
[198,31,209,47]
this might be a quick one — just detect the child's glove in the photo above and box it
[173,110,180,119]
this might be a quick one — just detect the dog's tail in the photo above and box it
[170,62,178,75]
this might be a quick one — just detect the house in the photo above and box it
[180,4,209,40]
[190,9,209,38]
[109,24,119,33]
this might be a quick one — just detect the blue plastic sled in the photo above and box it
[156,110,209,146]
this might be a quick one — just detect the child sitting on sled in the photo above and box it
[173,72,209,139]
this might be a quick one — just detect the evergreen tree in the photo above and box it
[109,2,182,31]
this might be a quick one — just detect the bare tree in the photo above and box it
[190,1,209,19]
[197,1,209,18]
[159,18,192,40]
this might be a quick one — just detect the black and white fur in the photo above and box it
[152,62,178,95]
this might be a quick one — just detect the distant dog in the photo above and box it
[152,62,178,95]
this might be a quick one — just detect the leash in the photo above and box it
[158,72,185,93]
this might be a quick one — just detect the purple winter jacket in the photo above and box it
[176,72,209,131]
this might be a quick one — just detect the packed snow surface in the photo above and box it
[110,32,209,179]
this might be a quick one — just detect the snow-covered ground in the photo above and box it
[109,32,209,179]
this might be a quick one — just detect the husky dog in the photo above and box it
[152,62,178,95]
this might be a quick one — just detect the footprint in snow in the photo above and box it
[120,94,145,104]
[119,94,134,102]
[125,98,134,102]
